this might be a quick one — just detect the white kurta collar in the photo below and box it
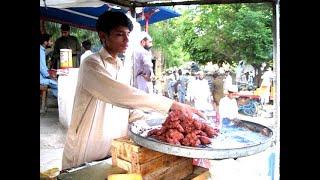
[98,47,123,68]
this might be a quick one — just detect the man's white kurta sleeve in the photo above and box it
[81,59,173,114]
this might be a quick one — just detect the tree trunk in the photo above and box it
[252,64,262,88]
[256,66,262,87]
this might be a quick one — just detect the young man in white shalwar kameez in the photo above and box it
[62,11,205,170]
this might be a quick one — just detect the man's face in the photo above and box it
[45,39,53,48]
[101,26,130,54]
[199,73,204,80]
[142,39,153,51]
[61,30,69,37]
[227,92,236,99]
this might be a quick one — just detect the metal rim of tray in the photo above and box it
[128,119,274,160]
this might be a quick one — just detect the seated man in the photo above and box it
[40,33,58,97]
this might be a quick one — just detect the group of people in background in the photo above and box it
[162,69,233,108]
[40,22,157,99]
[160,65,274,127]
[43,23,94,70]
[39,23,98,99]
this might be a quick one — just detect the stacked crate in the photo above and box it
[111,137,209,180]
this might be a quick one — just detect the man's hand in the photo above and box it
[170,101,207,120]
[48,75,57,81]
[48,69,58,80]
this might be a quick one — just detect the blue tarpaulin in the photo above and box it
[40,4,181,31]
[137,6,181,26]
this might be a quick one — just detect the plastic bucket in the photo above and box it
[60,49,73,68]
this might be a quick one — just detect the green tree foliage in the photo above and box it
[148,3,273,70]
[149,20,190,68]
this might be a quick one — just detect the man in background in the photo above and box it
[223,70,233,93]
[219,85,239,130]
[260,66,274,105]
[80,40,93,64]
[40,33,58,97]
[175,69,189,103]
[133,31,154,93]
[188,71,212,111]
[51,24,81,69]
[211,72,224,111]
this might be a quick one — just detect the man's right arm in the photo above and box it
[40,50,50,78]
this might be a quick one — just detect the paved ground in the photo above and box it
[40,96,66,173]
[40,96,278,179]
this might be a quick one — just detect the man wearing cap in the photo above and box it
[218,84,239,129]
[133,31,154,93]
[51,24,81,69]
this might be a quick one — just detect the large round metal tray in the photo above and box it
[128,118,274,160]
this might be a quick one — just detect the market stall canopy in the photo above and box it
[40,0,276,8]
[99,0,276,7]
[40,3,181,31]
[40,0,106,8]
[136,6,180,32]
[40,4,117,31]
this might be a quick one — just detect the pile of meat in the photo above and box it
[147,110,219,147]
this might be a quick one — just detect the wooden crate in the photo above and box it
[183,166,211,180]
[111,136,194,179]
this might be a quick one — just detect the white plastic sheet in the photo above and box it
[58,68,79,128]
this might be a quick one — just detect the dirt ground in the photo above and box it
[40,95,278,179]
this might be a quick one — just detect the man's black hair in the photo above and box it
[61,24,70,31]
[82,40,92,50]
[40,33,51,45]
[96,11,133,34]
